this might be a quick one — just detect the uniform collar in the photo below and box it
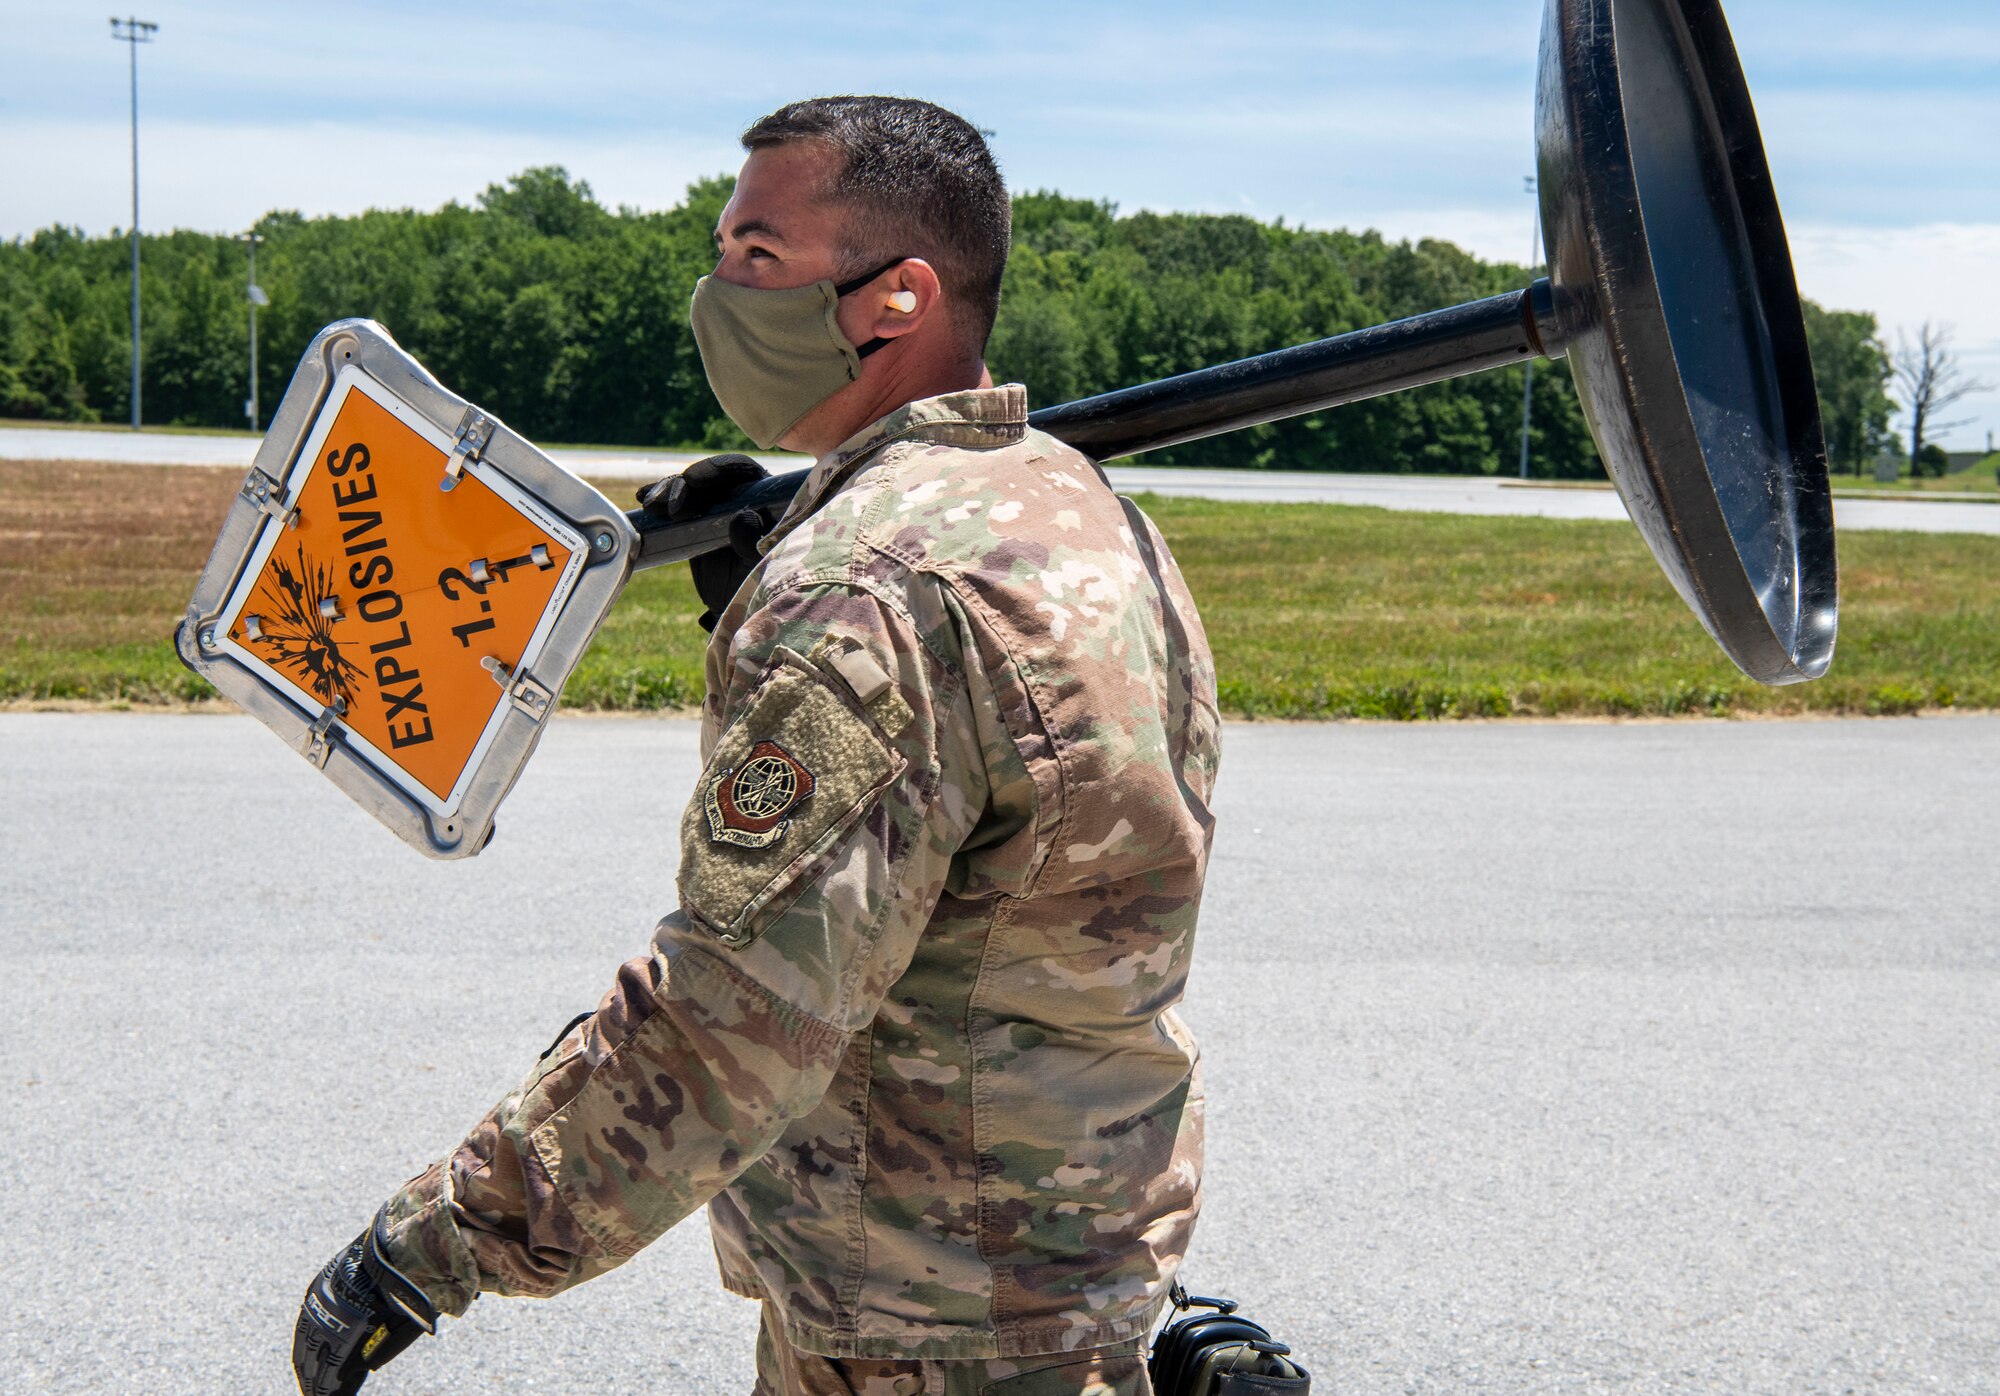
[761,384,1028,553]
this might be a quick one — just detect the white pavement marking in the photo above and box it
[2,712,1996,1393]
[5,423,1997,533]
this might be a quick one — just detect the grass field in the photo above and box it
[1833,471,1999,495]
[4,459,1996,719]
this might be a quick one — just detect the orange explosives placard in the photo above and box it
[221,379,578,807]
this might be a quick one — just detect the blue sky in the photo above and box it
[4,0,1996,447]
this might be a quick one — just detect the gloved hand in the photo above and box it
[637,453,773,631]
[292,1213,439,1396]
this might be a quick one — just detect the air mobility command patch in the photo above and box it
[705,741,816,848]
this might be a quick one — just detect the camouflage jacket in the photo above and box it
[380,385,1222,1360]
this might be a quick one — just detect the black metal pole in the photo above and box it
[245,233,263,430]
[128,30,139,430]
[1028,282,1558,460]
[627,279,1564,571]
[629,469,814,569]
[111,18,157,430]
[1519,176,1541,480]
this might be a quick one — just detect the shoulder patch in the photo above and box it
[705,741,816,848]
[680,646,904,947]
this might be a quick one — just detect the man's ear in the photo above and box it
[862,258,943,343]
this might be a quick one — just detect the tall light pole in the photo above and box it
[241,232,268,430]
[110,17,158,431]
[1518,175,1541,479]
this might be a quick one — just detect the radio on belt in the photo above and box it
[176,320,638,859]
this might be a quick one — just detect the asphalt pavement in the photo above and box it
[2,713,1997,1393]
[5,424,1996,534]
[0,424,807,483]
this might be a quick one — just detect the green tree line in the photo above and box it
[0,167,1896,477]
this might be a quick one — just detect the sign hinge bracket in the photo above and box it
[440,409,496,491]
[481,656,553,720]
[301,697,348,769]
[242,468,299,528]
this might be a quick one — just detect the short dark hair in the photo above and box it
[742,96,1010,349]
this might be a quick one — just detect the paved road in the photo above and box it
[7,424,1996,534]
[3,713,1995,1393]
[0,424,806,482]
[1109,465,2000,535]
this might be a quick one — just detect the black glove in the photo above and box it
[293,1212,439,1396]
[637,453,773,632]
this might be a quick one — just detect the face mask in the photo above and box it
[689,258,907,450]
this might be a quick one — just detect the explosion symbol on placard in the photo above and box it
[248,545,362,709]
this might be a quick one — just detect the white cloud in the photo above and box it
[0,118,738,235]
[1334,206,1546,266]
[1788,222,2000,451]
[1727,16,2000,68]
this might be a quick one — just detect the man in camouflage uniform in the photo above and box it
[294,97,1220,1396]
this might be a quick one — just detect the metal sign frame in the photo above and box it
[177,320,638,858]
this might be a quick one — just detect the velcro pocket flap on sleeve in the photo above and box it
[678,645,903,948]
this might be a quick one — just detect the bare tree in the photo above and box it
[1893,323,1994,478]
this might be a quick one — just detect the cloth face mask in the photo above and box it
[689,258,906,450]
